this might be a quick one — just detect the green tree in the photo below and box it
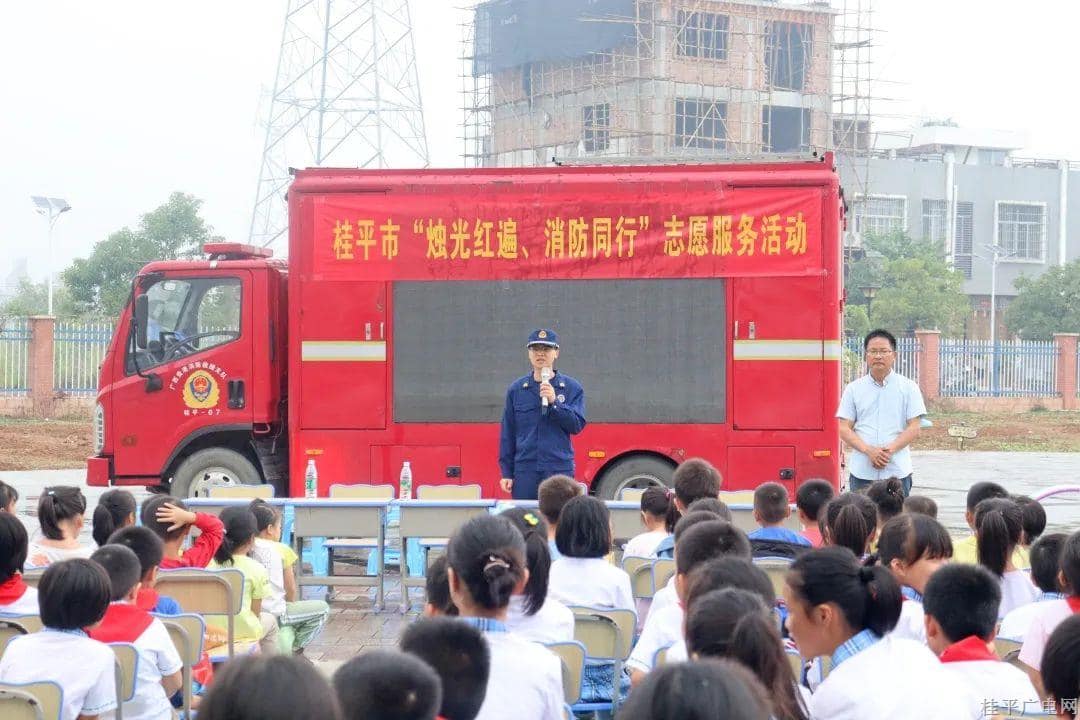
[63,193,219,317]
[0,277,79,318]
[1004,260,1080,339]
[844,304,870,340]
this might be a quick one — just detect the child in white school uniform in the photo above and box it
[783,547,978,720]
[0,512,38,614]
[1041,614,1080,720]
[876,512,953,643]
[1018,530,1080,697]
[27,486,94,567]
[447,514,564,720]
[923,563,1040,719]
[622,487,674,559]
[500,507,574,644]
[639,510,724,625]
[0,558,118,720]
[88,545,183,720]
[999,533,1068,641]
[972,498,1038,618]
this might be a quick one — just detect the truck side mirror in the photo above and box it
[134,294,149,350]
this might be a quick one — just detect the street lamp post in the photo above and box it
[860,283,880,316]
[983,243,1015,396]
[30,196,72,316]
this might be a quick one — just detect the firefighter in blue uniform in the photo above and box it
[498,329,587,500]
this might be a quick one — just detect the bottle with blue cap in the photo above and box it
[400,461,413,500]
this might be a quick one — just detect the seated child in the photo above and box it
[645,510,727,619]
[1018,530,1080,697]
[333,649,441,720]
[501,507,574,644]
[536,474,582,560]
[952,482,1010,565]
[819,492,878,559]
[748,482,812,559]
[972,498,1038,618]
[923,563,1040,718]
[141,495,224,569]
[866,478,905,537]
[685,497,732,521]
[0,512,37,614]
[106,526,182,615]
[197,655,342,720]
[1041,614,1080,720]
[423,555,458,617]
[623,487,674,558]
[400,617,491,720]
[876,513,953,642]
[88,545,183,720]
[28,486,93,566]
[1014,495,1046,568]
[999,533,1068,640]
[652,458,722,559]
[0,558,118,720]
[0,479,18,513]
[795,479,834,548]
[207,506,278,654]
[620,659,770,720]
[903,495,938,519]
[91,489,137,547]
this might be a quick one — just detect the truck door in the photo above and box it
[112,273,253,477]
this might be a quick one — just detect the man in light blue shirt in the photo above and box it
[836,329,926,495]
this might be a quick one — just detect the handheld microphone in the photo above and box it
[541,367,552,414]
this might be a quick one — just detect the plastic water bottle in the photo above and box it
[399,461,413,500]
[304,458,318,498]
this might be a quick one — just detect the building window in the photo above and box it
[582,104,610,153]
[996,202,1045,261]
[675,98,727,150]
[766,21,812,91]
[855,195,906,237]
[922,199,947,246]
[954,202,974,279]
[762,106,810,152]
[676,10,729,60]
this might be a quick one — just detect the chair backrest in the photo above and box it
[786,650,804,680]
[570,607,636,660]
[652,559,677,590]
[208,484,274,499]
[544,641,586,706]
[110,642,140,703]
[753,557,794,597]
[3,616,42,634]
[20,572,43,589]
[653,644,671,667]
[0,620,28,658]
[159,614,206,665]
[416,484,482,501]
[618,488,645,504]
[0,681,63,720]
[621,557,656,599]
[994,637,1022,664]
[156,568,243,615]
[329,483,395,500]
[719,490,756,505]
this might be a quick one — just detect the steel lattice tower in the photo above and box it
[250,0,430,249]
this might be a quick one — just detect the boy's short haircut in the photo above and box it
[0,512,28,582]
[1029,533,1068,594]
[672,458,722,506]
[684,556,775,611]
[424,555,457,616]
[400,618,491,720]
[923,563,1001,642]
[965,482,1008,512]
[795,480,834,522]
[903,495,938,519]
[753,482,789,525]
[38,558,111,630]
[333,649,441,720]
[1013,495,1047,545]
[685,497,732,521]
[140,494,190,541]
[537,474,582,526]
[1061,530,1080,596]
[90,545,143,601]
[672,510,722,543]
[675,520,752,574]
[106,526,165,580]
[1042,614,1080,720]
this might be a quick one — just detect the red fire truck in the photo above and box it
[87,155,844,499]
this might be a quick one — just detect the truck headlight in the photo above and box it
[94,403,105,455]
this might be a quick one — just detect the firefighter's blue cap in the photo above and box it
[527,329,559,348]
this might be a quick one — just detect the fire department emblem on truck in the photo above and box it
[182,370,220,410]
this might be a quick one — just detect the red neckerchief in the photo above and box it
[1067,596,1080,613]
[0,575,29,605]
[939,635,998,664]
[88,602,155,643]
[135,586,159,612]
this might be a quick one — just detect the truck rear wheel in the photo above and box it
[170,447,263,498]
[592,455,675,500]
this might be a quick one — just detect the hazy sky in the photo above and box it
[3,1,1078,286]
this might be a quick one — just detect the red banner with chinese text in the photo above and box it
[309,185,826,280]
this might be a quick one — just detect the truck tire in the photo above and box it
[170,447,263,498]
[592,455,675,500]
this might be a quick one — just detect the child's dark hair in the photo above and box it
[500,507,552,616]
[685,557,775,611]
[1061,530,1080,596]
[447,515,526,610]
[686,497,732,522]
[787,546,902,637]
[675,521,752,575]
[424,555,457,616]
[90,544,143,601]
[199,654,342,720]
[38,558,111,630]
[400,617,490,720]
[876,513,953,569]
[0,479,19,511]
[974,497,1023,577]
[249,499,279,533]
[0,512,28,582]
[619,658,771,720]
[140,495,190,541]
[641,486,679,533]
[903,495,937,519]
[332,649,441,720]
[865,478,905,524]
[106,526,165,581]
[795,480,834,522]
[685,588,808,720]
[92,489,136,547]
[923,563,1001,642]
[672,458,722,507]
[214,507,259,565]
[673,510,722,543]
[753,482,789,525]
[554,495,611,559]
[820,492,877,557]
[1042,614,1080,720]
[37,486,86,541]
[1013,495,1047,546]
[864,328,897,351]
[537,474,581,526]
[965,481,1008,512]
[1028,533,1067,594]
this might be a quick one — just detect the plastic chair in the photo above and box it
[157,614,205,719]
[110,643,139,707]
[208,484,274,498]
[0,619,28,657]
[652,558,676,590]
[415,484,482,500]
[20,571,43,588]
[0,681,63,720]
[786,649,804,679]
[544,641,586,706]
[719,490,756,505]
[325,485,395,574]
[754,556,795,597]
[155,568,243,658]
[569,606,636,712]
[653,644,671,667]
[2,615,42,633]
[618,488,645,503]
[621,556,656,599]
[994,637,1023,666]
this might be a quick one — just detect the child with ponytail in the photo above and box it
[973,497,1038,618]
[28,485,93,566]
[207,506,278,654]
[446,514,564,720]
[819,492,878,559]
[876,513,953,642]
[499,507,574,644]
[91,489,137,546]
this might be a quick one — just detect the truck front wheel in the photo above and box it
[170,448,263,498]
[592,455,675,500]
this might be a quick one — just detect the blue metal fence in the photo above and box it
[939,339,1058,398]
[0,318,31,393]
[54,321,113,395]
[842,336,920,385]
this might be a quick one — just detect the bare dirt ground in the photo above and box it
[0,418,93,471]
